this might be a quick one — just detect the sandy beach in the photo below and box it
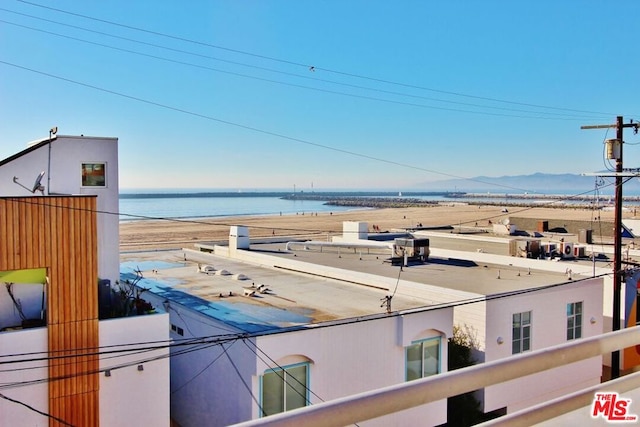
[119,203,619,251]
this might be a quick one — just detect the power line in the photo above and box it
[0,272,606,391]
[0,392,74,426]
[0,336,233,391]
[11,0,624,117]
[0,12,606,121]
[170,341,233,395]
[242,339,326,406]
[222,342,266,416]
[0,60,586,195]
[0,333,237,368]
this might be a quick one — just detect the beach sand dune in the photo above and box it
[120,204,616,251]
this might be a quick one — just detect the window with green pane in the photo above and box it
[261,363,308,417]
[405,337,441,381]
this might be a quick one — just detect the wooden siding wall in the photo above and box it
[0,197,99,427]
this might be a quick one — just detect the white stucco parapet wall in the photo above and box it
[0,313,169,427]
[99,313,170,427]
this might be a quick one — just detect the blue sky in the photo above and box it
[1,1,639,191]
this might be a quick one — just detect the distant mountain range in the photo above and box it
[421,172,640,194]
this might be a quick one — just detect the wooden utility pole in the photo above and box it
[581,116,639,379]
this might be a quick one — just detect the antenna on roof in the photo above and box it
[13,171,45,195]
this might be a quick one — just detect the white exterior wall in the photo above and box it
[483,277,603,413]
[0,314,169,427]
[142,290,452,426]
[334,221,368,242]
[0,135,120,284]
[99,313,171,427]
[140,295,255,427]
[0,327,48,426]
[255,309,453,426]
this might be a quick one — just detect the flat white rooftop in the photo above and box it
[120,249,433,333]
[120,235,602,332]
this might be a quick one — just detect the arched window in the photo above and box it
[260,362,309,417]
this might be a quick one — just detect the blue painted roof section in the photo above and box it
[120,262,313,333]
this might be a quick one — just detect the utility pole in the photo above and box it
[581,116,639,379]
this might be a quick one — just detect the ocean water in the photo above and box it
[118,195,358,222]
[118,189,640,222]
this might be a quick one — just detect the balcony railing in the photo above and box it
[233,326,640,427]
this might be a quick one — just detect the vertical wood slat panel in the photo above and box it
[0,196,99,426]
[48,197,58,325]
[49,390,99,427]
[11,199,20,268]
[19,198,28,268]
[0,201,8,269]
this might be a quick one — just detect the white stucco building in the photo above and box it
[0,134,120,284]
[0,134,169,426]
[124,221,606,425]
[124,248,453,427]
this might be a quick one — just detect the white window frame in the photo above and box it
[566,301,583,340]
[260,362,309,417]
[405,337,441,381]
[512,311,532,354]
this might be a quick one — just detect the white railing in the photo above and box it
[232,326,640,427]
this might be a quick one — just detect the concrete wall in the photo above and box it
[483,277,603,413]
[0,135,120,284]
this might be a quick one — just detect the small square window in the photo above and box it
[82,163,106,187]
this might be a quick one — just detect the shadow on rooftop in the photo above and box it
[427,258,478,268]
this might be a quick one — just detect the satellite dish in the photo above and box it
[12,171,45,194]
[32,171,45,194]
